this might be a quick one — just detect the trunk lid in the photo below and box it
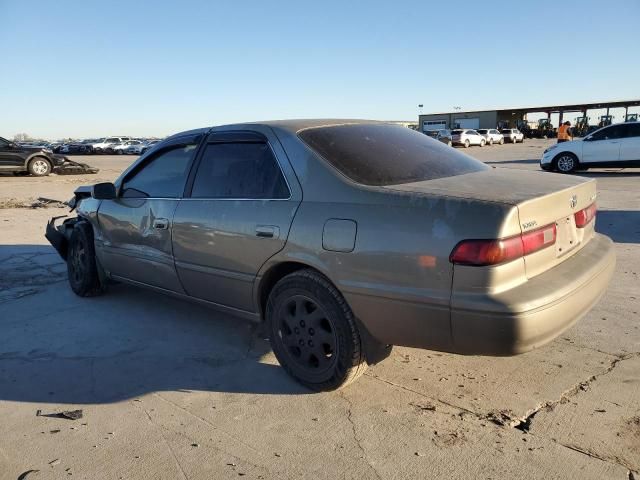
[383,168,598,278]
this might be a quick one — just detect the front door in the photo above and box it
[0,138,26,169]
[619,123,640,163]
[172,129,301,313]
[96,135,202,292]
[582,124,624,164]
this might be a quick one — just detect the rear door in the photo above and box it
[619,123,640,163]
[97,134,202,292]
[172,128,301,312]
[582,125,623,164]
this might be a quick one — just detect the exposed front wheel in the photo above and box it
[267,270,366,391]
[27,157,52,176]
[67,222,104,297]
[554,153,578,173]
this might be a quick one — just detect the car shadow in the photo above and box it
[484,158,541,165]
[596,210,640,244]
[0,244,312,404]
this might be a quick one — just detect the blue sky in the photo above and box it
[1,0,639,139]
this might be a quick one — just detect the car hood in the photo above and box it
[381,167,590,205]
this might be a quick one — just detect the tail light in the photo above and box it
[574,203,596,228]
[450,224,557,266]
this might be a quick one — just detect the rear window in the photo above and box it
[500,129,512,134]
[451,129,464,134]
[477,129,488,134]
[298,124,489,186]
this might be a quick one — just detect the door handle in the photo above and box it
[152,218,169,230]
[255,225,279,238]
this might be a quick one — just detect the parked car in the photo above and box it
[476,129,504,145]
[59,142,94,154]
[113,140,143,155]
[451,129,486,147]
[92,137,132,154]
[140,139,161,154]
[501,128,524,143]
[45,120,615,390]
[424,129,453,146]
[540,122,640,173]
[0,136,67,176]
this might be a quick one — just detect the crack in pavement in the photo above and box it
[142,409,190,480]
[506,352,640,432]
[338,392,383,480]
[556,441,639,475]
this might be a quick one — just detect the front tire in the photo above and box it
[27,157,52,176]
[499,138,504,145]
[479,139,486,147]
[67,222,104,297]
[267,269,366,391]
[554,153,578,173]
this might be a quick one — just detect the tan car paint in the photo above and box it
[70,120,614,357]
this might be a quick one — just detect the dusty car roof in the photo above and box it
[222,119,385,134]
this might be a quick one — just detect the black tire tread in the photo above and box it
[267,269,366,391]
[67,222,103,297]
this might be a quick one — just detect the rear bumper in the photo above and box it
[449,233,615,355]
[349,234,615,356]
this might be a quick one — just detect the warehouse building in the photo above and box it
[418,99,640,132]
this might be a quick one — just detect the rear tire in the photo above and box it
[499,138,504,145]
[464,139,470,148]
[67,222,104,297]
[27,157,52,176]
[267,269,366,391]
[554,153,578,173]
[489,138,493,146]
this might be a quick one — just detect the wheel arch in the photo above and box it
[255,259,391,364]
[24,154,52,170]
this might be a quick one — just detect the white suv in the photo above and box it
[500,129,524,143]
[92,137,131,154]
[540,122,640,173]
[451,129,485,148]
[476,129,504,146]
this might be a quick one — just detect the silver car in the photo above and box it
[46,120,615,390]
[476,129,505,145]
[451,129,486,148]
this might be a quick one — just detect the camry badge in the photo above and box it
[570,195,578,209]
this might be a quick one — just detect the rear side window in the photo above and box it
[191,142,289,199]
[121,144,197,198]
[299,124,488,186]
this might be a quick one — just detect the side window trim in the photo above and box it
[183,132,292,201]
[120,134,203,199]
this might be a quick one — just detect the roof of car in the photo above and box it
[166,120,389,141]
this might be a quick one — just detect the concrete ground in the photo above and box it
[0,140,638,480]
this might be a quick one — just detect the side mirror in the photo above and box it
[92,182,117,200]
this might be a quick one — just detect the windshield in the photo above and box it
[298,123,488,186]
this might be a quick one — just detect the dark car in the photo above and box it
[59,141,94,155]
[424,129,453,146]
[0,136,67,176]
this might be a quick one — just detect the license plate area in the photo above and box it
[555,216,579,257]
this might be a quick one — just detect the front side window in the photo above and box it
[590,125,625,141]
[191,142,289,199]
[0,137,9,148]
[299,124,488,186]
[121,144,197,198]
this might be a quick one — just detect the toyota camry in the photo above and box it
[46,120,615,390]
